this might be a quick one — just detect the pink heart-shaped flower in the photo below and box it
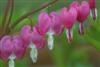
[37,12,51,35]
[0,36,13,60]
[13,35,26,59]
[20,25,32,48]
[50,12,64,35]
[32,27,47,49]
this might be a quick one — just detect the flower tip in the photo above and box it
[93,8,97,20]
[67,38,73,44]
[78,23,84,35]
[78,29,84,35]
[66,29,73,44]
[48,44,54,50]
[47,32,54,50]
[8,54,16,67]
[30,45,38,63]
[90,8,97,21]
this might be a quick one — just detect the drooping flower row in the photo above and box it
[0,0,97,67]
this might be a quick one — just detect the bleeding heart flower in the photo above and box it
[46,12,64,50]
[13,35,26,59]
[89,0,97,20]
[60,7,77,43]
[32,27,47,49]
[50,12,64,35]
[20,25,32,48]
[20,25,47,63]
[0,36,13,61]
[20,25,37,63]
[28,26,47,63]
[77,1,90,34]
[36,12,64,50]
[0,35,26,67]
[36,12,51,36]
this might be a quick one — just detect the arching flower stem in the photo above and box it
[8,0,58,33]
[6,0,14,33]
[1,0,10,33]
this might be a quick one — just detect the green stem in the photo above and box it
[6,0,14,32]
[1,0,10,32]
[9,0,58,32]
[0,0,58,39]
[28,18,33,28]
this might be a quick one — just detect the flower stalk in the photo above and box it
[1,0,10,32]
[9,0,58,32]
[6,0,14,32]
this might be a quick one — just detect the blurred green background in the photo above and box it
[0,0,100,67]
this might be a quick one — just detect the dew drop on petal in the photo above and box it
[8,54,16,67]
[30,44,38,63]
[47,32,54,50]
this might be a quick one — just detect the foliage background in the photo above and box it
[0,0,100,67]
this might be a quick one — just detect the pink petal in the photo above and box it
[20,25,32,47]
[13,35,26,59]
[70,1,79,9]
[61,7,77,29]
[89,0,96,9]
[77,1,90,22]
[60,7,68,23]
[50,12,64,35]
[0,36,13,60]
[32,27,47,49]
[37,12,51,35]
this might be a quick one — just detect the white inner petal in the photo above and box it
[47,32,54,50]
[66,29,73,43]
[30,44,38,63]
[95,8,97,18]
[79,23,82,34]
[8,54,16,67]
[71,30,73,39]
[90,10,93,18]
